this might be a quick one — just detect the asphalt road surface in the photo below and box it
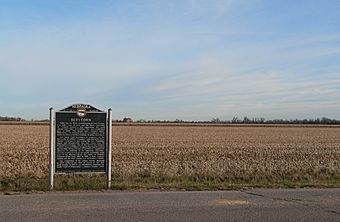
[1,189,339,222]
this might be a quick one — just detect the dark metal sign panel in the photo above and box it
[55,104,107,173]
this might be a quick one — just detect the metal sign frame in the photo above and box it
[49,104,112,190]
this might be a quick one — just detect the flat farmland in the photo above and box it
[0,123,339,191]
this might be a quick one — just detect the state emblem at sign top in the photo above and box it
[76,107,87,118]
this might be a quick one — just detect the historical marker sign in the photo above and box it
[55,104,107,173]
[49,104,112,190]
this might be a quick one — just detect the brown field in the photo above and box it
[0,124,340,190]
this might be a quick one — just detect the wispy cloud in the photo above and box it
[0,0,339,120]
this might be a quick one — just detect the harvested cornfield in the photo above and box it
[111,125,340,182]
[0,124,339,190]
[0,125,49,178]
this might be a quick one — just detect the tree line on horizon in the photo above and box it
[133,116,340,125]
[208,116,340,125]
[0,116,25,122]
[1,115,340,125]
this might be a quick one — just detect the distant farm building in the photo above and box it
[123,117,133,123]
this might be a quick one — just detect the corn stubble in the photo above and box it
[0,125,339,189]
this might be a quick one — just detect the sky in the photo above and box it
[1,0,340,121]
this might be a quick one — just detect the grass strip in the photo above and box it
[1,175,339,193]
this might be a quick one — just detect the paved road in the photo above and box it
[0,189,339,222]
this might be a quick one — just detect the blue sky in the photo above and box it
[1,0,340,120]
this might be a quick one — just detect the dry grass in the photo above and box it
[0,124,339,190]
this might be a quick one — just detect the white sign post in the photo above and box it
[49,108,55,191]
[107,108,112,189]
